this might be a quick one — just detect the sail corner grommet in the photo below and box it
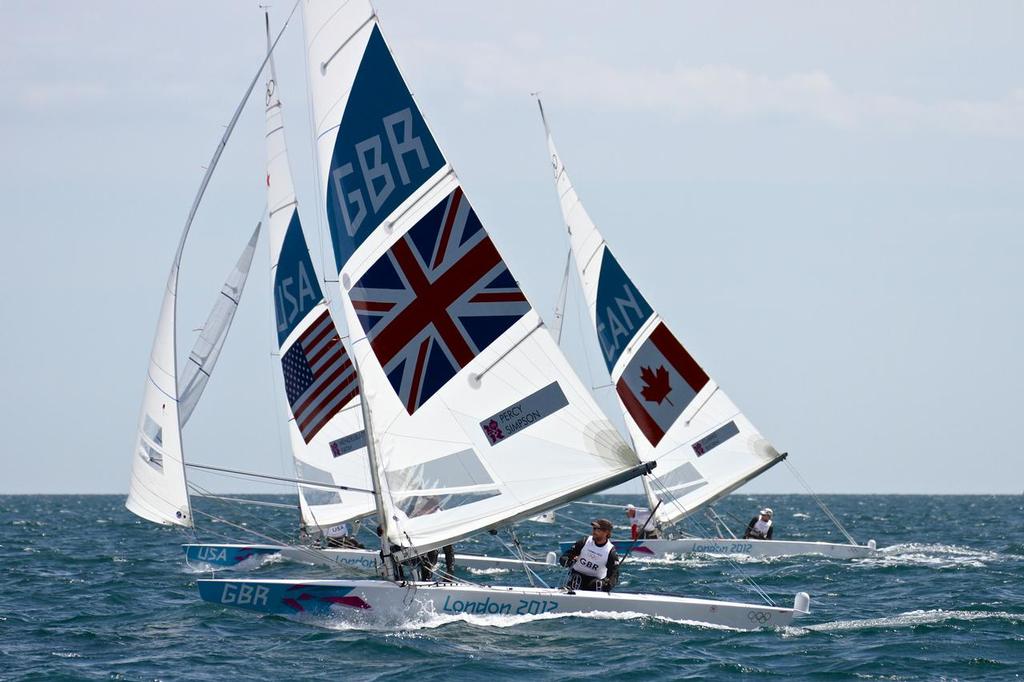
[467,373,481,389]
[342,273,352,290]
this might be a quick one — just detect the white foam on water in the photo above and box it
[857,543,1001,569]
[782,609,1024,637]
[466,567,510,576]
[315,606,743,633]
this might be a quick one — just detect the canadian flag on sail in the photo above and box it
[615,323,709,446]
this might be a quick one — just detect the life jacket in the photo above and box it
[573,537,614,579]
[749,517,772,539]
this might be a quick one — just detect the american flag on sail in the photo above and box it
[281,308,358,443]
[350,187,530,414]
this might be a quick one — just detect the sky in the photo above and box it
[1,1,1021,495]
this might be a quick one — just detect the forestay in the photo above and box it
[303,0,646,558]
[265,29,375,533]
[538,103,784,527]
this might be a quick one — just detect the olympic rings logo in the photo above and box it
[747,610,772,625]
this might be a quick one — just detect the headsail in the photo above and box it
[127,265,192,526]
[303,1,647,558]
[178,224,261,426]
[538,102,784,527]
[265,20,375,533]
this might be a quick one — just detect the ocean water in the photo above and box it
[1,494,1021,681]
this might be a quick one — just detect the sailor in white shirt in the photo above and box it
[744,507,774,540]
[625,504,659,540]
[558,518,619,592]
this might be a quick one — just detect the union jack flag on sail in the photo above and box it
[350,187,530,414]
[281,309,358,442]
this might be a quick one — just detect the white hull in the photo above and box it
[183,543,556,573]
[197,578,809,630]
[577,537,879,559]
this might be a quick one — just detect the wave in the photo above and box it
[783,609,1024,636]
[857,543,1002,568]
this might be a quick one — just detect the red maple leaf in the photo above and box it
[639,365,673,405]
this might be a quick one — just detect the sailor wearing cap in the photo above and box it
[558,518,619,592]
[743,507,774,540]
[625,503,659,540]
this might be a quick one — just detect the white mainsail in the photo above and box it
[179,225,261,426]
[302,0,647,558]
[265,21,375,533]
[538,102,784,528]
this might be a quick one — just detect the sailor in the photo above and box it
[743,508,774,540]
[323,522,365,549]
[625,504,659,540]
[559,518,619,592]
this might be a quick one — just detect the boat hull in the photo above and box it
[183,544,555,573]
[558,538,879,559]
[196,578,807,630]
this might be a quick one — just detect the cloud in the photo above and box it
[406,39,1024,138]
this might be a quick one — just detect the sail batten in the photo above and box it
[539,101,784,528]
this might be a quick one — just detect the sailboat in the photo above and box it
[538,102,878,560]
[193,0,810,629]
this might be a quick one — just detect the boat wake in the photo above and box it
[858,543,1001,568]
[783,609,1024,636]
[305,607,743,633]
[182,552,284,574]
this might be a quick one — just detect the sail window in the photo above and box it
[655,462,707,495]
[296,461,343,506]
[137,415,164,470]
[386,448,494,492]
[394,490,501,518]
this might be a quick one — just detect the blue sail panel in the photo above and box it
[325,25,446,271]
[594,248,654,373]
[274,210,324,345]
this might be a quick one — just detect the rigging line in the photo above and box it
[501,528,550,589]
[185,462,375,494]
[647,475,776,607]
[189,493,296,510]
[186,492,329,566]
[188,507,324,565]
[187,481,298,544]
[784,459,857,546]
[647,475,773,605]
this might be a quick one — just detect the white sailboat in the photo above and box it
[538,102,877,560]
[196,0,809,629]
